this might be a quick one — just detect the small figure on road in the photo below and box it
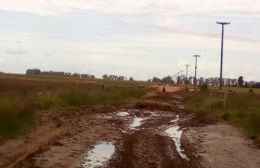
[162,87,166,93]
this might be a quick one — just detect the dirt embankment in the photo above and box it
[0,86,259,168]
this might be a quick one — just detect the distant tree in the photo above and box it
[103,74,108,80]
[249,81,256,87]
[108,75,117,80]
[152,77,161,83]
[238,76,244,87]
[199,77,204,85]
[188,76,193,84]
[162,76,173,84]
[244,82,248,88]
[177,76,181,84]
[254,82,260,88]
[129,77,134,81]
[90,75,95,79]
[226,78,231,86]
[26,68,41,76]
[231,79,238,86]
[117,76,125,81]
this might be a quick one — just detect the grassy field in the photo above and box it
[0,74,146,139]
[185,86,260,143]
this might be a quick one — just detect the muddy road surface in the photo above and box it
[0,86,259,168]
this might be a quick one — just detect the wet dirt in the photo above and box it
[0,86,259,168]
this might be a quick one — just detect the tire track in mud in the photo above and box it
[111,131,192,168]
[107,109,198,168]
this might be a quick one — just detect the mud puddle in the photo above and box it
[82,142,115,168]
[115,110,148,131]
[130,116,146,129]
[164,115,189,160]
[165,126,188,160]
[83,109,189,168]
[116,111,129,117]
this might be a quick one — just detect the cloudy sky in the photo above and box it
[0,0,260,81]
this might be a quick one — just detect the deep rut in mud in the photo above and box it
[110,131,192,168]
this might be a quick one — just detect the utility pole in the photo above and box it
[193,55,200,90]
[185,64,190,84]
[179,70,184,84]
[217,21,230,89]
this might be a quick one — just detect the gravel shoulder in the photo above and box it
[185,123,260,168]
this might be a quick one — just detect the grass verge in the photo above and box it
[184,88,260,146]
[0,96,35,139]
[0,76,145,140]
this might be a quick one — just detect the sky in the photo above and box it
[0,0,260,81]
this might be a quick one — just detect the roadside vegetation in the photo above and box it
[0,74,145,139]
[185,86,260,146]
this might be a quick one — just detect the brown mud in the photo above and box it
[0,86,259,168]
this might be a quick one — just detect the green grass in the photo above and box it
[185,87,260,140]
[0,75,146,140]
[0,96,35,139]
[33,86,143,108]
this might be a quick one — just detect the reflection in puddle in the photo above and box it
[116,111,129,117]
[165,116,189,160]
[82,142,115,168]
[130,117,146,129]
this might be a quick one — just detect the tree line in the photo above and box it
[26,69,135,81]
[148,75,260,88]
[26,68,95,79]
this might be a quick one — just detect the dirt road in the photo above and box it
[0,86,259,168]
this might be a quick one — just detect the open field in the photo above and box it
[184,86,260,145]
[207,86,260,94]
[0,74,145,139]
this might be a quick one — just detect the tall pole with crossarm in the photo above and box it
[193,55,200,90]
[217,22,230,89]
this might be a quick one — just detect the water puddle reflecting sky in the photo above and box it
[116,111,129,117]
[82,142,115,168]
[164,115,189,160]
[130,117,146,129]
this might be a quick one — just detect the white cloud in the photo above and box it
[0,0,259,16]
[0,1,260,80]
